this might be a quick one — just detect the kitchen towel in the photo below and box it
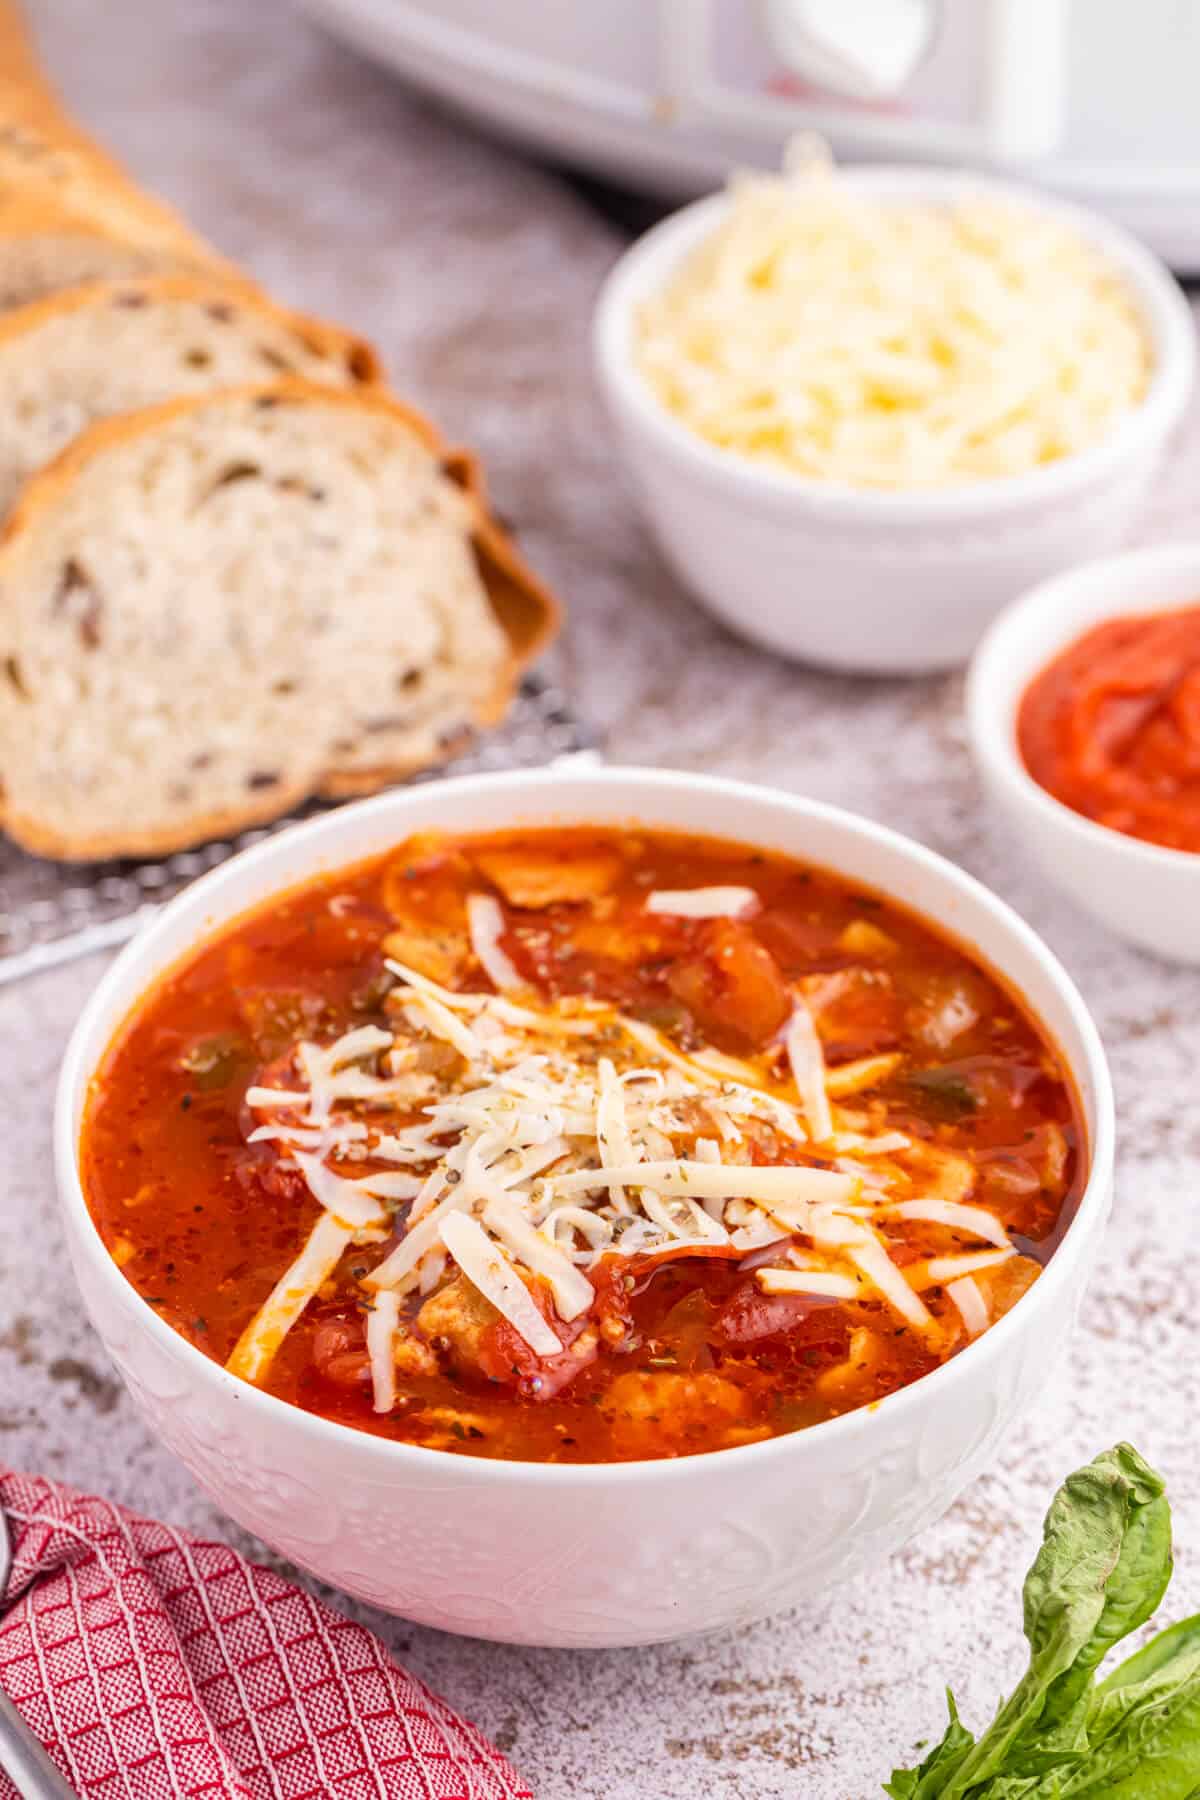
[0,1468,531,1799]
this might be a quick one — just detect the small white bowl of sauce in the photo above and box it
[968,542,1200,962]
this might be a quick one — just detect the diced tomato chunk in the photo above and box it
[801,967,902,1060]
[714,1280,851,1358]
[481,1319,600,1401]
[311,1317,370,1388]
[422,1274,600,1402]
[590,1258,636,1347]
[235,1145,310,1209]
[666,919,790,1049]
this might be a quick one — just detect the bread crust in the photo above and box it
[0,272,384,385]
[0,3,223,270]
[0,382,561,861]
[0,173,219,264]
[0,1,54,104]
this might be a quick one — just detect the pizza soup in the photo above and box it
[81,827,1085,1463]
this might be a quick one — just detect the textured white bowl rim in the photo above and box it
[593,166,1196,520]
[56,766,1114,1490]
[967,540,1200,874]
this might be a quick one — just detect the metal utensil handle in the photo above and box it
[0,1686,80,1797]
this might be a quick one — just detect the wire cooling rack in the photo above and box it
[0,674,596,986]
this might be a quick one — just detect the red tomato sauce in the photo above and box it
[1018,605,1200,851]
[81,827,1085,1463]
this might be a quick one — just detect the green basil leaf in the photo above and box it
[1096,1614,1200,1699]
[1078,1618,1200,1769]
[1019,1444,1172,1749]
[884,1691,975,1797]
[904,1445,1169,1800]
[905,1065,979,1119]
[1055,1658,1200,1796]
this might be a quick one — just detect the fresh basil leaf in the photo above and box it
[900,1445,1169,1800]
[1078,1617,1200,1768]
[884,1692,975,1797]
[1082,1658,1200,1770]
[1096,1614,1200,1699]
[1023,1444,1172,1739]
[906,1065,979,1119]
[1054,1658,1200,1796]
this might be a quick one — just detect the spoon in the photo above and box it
[0,1506,80,1798]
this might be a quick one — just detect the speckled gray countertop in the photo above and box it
[4,4,1200,1795]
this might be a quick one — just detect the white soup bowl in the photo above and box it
[56,766,1113,1647]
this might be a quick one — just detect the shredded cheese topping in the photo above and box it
[229,960,1017,1410]
[635,151,1151,490]
[645,886,760,920]
[466,892,524,993]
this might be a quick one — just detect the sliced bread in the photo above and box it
[0,383,558,860]
[0,275,381,515]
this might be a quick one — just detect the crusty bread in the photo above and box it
[0,2,59,111]
[0,124,231,308]
[0,275,381,516]
[0,384,558,860]
[0,114,222,253]
[0,2,231,309]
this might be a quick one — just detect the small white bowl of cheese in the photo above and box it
[593,163,1195,675]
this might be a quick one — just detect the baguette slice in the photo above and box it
[0,275,380,516]
[0,384,559,860]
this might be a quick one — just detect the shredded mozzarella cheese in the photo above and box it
[636,156,1150,490]
[947,1275,990,1339]
[920,1247,1015,1284]
[226,1213,358,1384]
[883,1199,1011,1247]
[645,886,760,920]
[438,1211,562,1357]
[824,1052,903,1098]
[756,1268,861,1300]
[786,1002,834,1143]
[367,1289,401,1413]
[482,1193,595,1321]
[847,1233,935,1334]
[467,892,525,992]
[548,1159,856,1206]
[229,957,1019,1393]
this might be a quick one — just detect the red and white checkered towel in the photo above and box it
[0,1469,532,1800]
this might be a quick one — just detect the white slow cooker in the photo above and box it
[294,0,1200,269]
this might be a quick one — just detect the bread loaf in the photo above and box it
[0,275,380,516]
[0,384,557,859]
[0,2,229,307]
